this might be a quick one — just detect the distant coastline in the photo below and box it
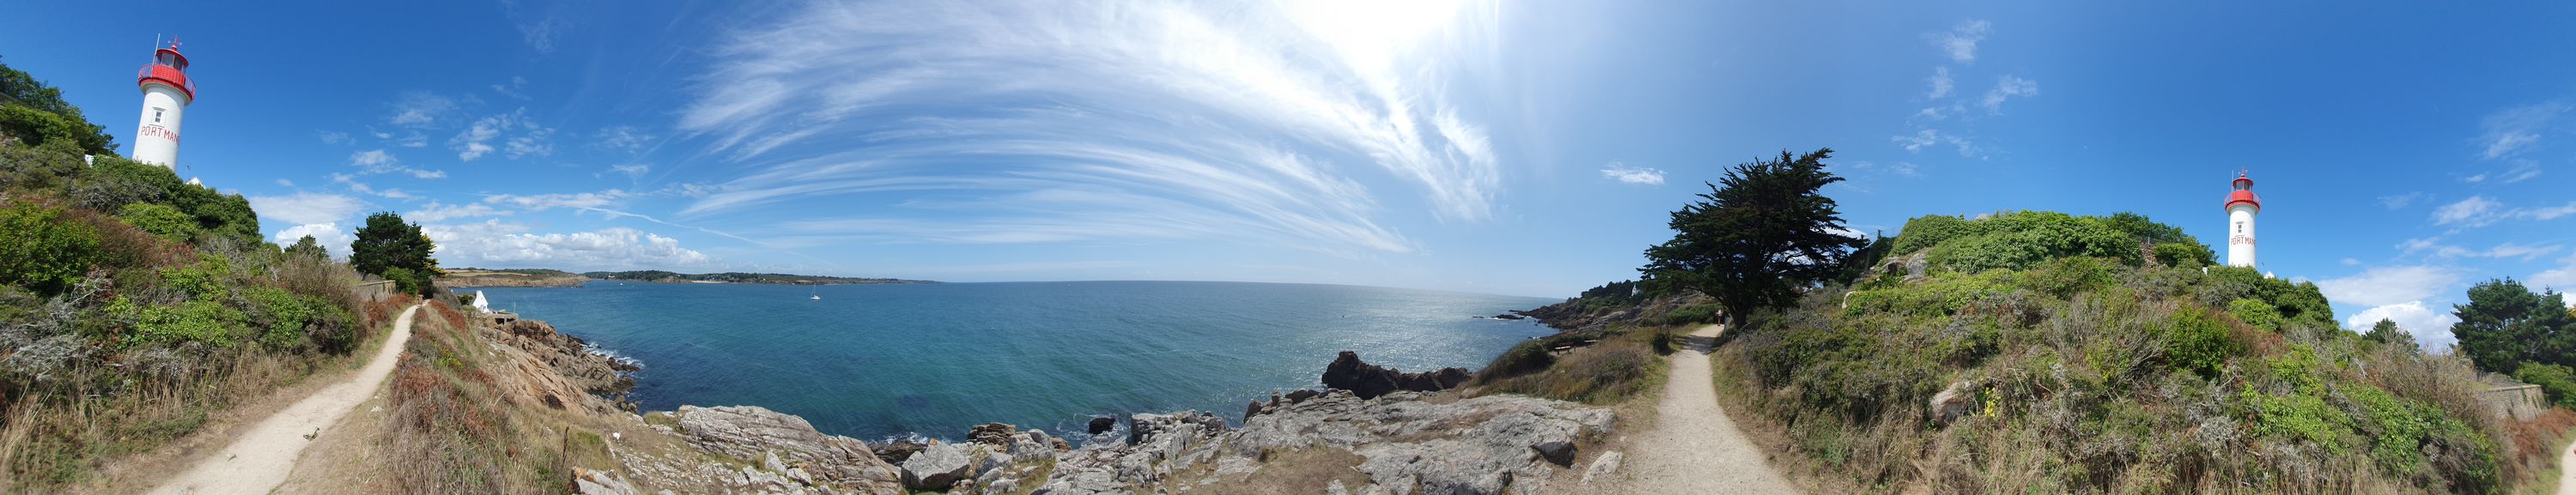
[438,267,939,287]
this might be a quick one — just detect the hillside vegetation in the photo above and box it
[1703,211,2518,493]
[0,60,387,492]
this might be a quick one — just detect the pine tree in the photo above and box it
[1639,148,1864,325]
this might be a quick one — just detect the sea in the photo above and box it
[472,281,1558,443]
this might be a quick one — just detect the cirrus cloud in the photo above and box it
[670,0,1509,257]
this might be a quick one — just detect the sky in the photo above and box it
[4,1,2574,347]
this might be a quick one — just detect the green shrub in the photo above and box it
[107,296,247,348]
[0,200,105,294]
[2150,242,2214,268]
[1889,214,1983,255]
[2514,362,2576,408]
[1475,339,1557,381]
[117,202,198,242]
[161,257,234,300]
[1649,330,1674,355]
[1842,269,2018,317]
[2164,308,2240,378]
[384,267,430,297]
[1656,304,1726,325]
[2227,298,2283,332]
[2024,257,2115,297]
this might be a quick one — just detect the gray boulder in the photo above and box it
[902,442,975,491]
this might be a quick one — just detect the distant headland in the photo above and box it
[438,268,939,287]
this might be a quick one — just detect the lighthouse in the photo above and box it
[2223,172,2261,268]
[131,38,195,170]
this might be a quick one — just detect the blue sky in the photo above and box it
[5,1,2574,346]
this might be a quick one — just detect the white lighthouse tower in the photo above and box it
[131,38,196,170]
[2224,172,2262,268]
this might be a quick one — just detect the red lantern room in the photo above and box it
[2223,172,2260,214]
[137,39,196,102]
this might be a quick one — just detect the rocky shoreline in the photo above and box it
[494,311,1622,495]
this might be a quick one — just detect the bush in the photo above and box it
[1889,214,1983,255]
[2164,308,2241,378]
[2150,242,2214,268]
[1656,304,1727,325]
[161,257,234,300]
[384,267,430,297]
[2023,257,2115,298]
[2515,362,2576,408]
[107,296,247,348]
[118,202,199,242]
[0,200,105,295]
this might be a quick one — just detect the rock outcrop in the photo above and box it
[627,405,906,494]
[1321,351,1472,399]
[1029,389,1614,495]
[491,319,635,398]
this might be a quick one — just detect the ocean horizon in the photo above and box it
[473,281,1557,443]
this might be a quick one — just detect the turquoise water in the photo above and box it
[474,281,1555,442]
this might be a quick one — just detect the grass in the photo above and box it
[383,300,622,495]
[1469,328,1669,406]
[1181,447,1370,495]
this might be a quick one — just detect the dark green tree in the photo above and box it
[1639,148,1864,325]
[0,59,118,155]
[2451,278,2576,372]
[349,212,439,295]
[2362,317,2416,350]
[284,234,327,259]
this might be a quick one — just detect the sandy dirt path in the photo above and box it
[149,304,420,495]
[2561,438,2576,495]
[1610,323,1801,494]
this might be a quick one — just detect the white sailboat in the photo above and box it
[810,287,821,301]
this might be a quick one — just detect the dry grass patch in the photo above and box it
[1186,447,1370,495]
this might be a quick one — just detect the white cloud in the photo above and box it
[248,192,366,226]
[2501,159,2543,184]
[275,178,295,188]
[273,222,355,259]
[1925,67,1953,99]
[609,164,650,180]
[2346,301,2460,350]
[317,130,349,145]
[2534,254,2576,291]
[348,149,447,179]
[1980,75,2038,114]
[406,202,512,222]
[2432,196,2501,226]
[668,0,1508,256]
[1599,161,1664,185]
[491,75,530,100]
[386,92,459,128]
[425,220,715,270]
[448,109,554,161]
[2522,202,2576,221]
[2431,196,2576,227]
[2341,257,2360,266]
[2317,265,2459,307]
[596,126,653,154]
[392,131,428,148]
[2376,191,2425,209]
[1930,20,1991,63]
[2480,243,2564,261]
[1893,129,1976,156]
[2478,101,2565,160]
[484,190,630,211]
